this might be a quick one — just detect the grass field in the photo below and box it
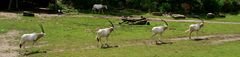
[0,15,240,57]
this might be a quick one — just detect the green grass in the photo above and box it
[105,12,240,22]
[33,41,240,57]
[0,16,240,57]
[207,14,240,22]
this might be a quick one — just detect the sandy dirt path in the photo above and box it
[0,30,21,57]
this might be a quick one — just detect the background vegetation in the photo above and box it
[3,0,239,15]
[58,0,240,14]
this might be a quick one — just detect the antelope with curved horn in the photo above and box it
[19,23,46,48]
[151,19,168,43]
[185,19,204,39]
[96,19,115,47]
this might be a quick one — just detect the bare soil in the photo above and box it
[0,30,22,57]
[0,12,20,19]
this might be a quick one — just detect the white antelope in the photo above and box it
[92,4,108,13]
[185,19,204,39]
[151,19,168,43]
[19,24,45,48]
[96,19,114,47]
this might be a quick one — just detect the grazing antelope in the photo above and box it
[96,19,114,47]
[185,19,204,39]
[151,19,168,43]
[92,4,108,14]
[19,24,45,48]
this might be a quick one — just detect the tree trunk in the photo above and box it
[16,0,18,10]
[8,0,13,10]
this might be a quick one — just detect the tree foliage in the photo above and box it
[59,0,240,13]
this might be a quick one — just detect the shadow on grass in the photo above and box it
[229,11,239,15]
[20,50,47,56]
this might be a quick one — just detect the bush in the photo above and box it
[151,12,163,16]
[48,4,58,10]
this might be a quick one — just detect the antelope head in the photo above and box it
[199,19,204,28]
[107,19,114,32]
[36,23,45,39]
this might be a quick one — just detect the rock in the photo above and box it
[191,15,200,19]
[207,13,215,18]
[218,14,226,18]
[23,11,34,17]
[171,14,186,19]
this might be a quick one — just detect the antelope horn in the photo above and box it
[161,19,168,26]
[39,23,45,33]
[107,19,114,28]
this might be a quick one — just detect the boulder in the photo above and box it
[171,14,186,19]
[23,11,34,17]
[207,13,215,18]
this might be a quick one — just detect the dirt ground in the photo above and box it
[0,30,21,57]
[0,12,20,19]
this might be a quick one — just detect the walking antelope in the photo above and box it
[19,23,45,48]
[96,19,114,47]
[185,19,204,39]
[151,19,168,43]
[92,4,108,14]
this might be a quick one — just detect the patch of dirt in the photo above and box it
[0,12,60,19]
[211,37,240,45]
[0,30,22,57]
[210,34,240,45]
[35,14,61,18]
[0,12,20,19]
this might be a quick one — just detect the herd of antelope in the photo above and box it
[18,16,204,49]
